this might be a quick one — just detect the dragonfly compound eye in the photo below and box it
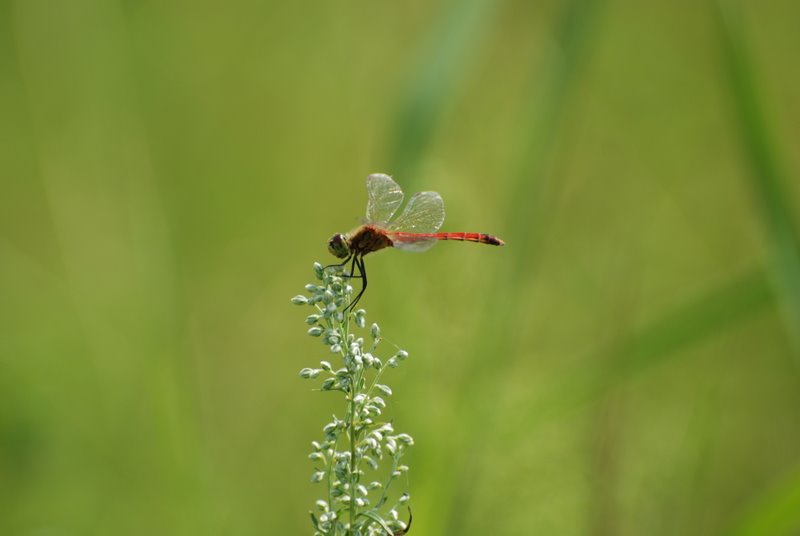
[328,234,350,259]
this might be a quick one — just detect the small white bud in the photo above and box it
[321,378,335,390]
[396,434,414,445]
[307,326,324,337]
[299,368,320,379]
[291,295,309,305]
[323,422,337,434]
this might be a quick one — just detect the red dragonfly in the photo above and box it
[327,173,505,309]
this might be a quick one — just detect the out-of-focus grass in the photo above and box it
[432,0,605,533]
[714,0,800,357]
[1,0,800,535]
[714,0,800,533]
[518,267,774,425]
[387,0,498,183]
[726,463,800,536]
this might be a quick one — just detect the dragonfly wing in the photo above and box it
[387,191,445,233]
[366,173,404,225]
[390,235,438,253]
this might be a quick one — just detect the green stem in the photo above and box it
[375,454,402,510]
[340,300,357,534]
[348,387,357,533]
[315,302,338,520]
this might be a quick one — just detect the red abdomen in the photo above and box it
[434,232,505,246]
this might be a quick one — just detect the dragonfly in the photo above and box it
[327,173,505,309]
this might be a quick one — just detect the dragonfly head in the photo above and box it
[328,233,350,259]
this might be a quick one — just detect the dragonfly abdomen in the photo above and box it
[390,231,505,246]
[435,232,505,246]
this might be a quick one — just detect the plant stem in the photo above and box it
[348,386,357,534]
[295,263,412,534]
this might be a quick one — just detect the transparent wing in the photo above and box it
[391,235,438,253]
[365,173,404,225]
[387,191,445,233]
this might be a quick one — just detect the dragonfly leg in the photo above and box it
[347,254,361,280]
[327,255,366,312]
[323,254,353,273]
[345,255,367,312]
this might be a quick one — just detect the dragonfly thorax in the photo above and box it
[348,225,393,256]
[328,225,394,259]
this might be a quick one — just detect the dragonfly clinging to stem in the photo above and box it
[327,173,505,310]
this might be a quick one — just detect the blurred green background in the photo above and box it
[2,0,800,534]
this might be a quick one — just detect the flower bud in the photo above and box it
[299,368,320,379]
[307,326,324,337]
